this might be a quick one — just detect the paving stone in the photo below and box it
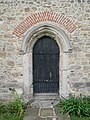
[40,108,53,117]
[47,117,59,120]
[47,117,53,120]
[23,101,71,120]
[35,116,46,120]
[25,107,39,116]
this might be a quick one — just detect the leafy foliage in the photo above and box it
[8,99,25,118]
[0,113,23,120]
[59,95,90,117]
[0,88,25,119]
[0,103,9,114]
[71,116,90,120]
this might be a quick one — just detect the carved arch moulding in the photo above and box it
[13,11,77,37]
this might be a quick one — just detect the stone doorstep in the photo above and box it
[33,94,59,100]
[31,99,60,108]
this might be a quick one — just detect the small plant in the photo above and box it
[0,103,9,114]
[59,95,90,117]
[0,88,25,119]
[0,113,23,120]
[71,116,90,120]
[8,88,25,118]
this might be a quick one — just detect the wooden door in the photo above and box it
[33,36,59,93]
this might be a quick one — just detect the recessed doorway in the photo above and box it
[33,36,59,95]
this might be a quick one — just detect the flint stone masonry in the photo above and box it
[0,0,90,101]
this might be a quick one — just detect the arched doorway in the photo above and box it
[22,22,72,102]
[33,36,59,95]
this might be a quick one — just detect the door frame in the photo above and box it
[21,22,72,102]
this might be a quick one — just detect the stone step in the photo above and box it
[33,94,60,100]
[31,99,60,108]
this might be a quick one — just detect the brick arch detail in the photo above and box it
[13,11,77,37]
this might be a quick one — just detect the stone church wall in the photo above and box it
[0,0,90,101]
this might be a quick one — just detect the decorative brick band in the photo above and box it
[13,11,77,37]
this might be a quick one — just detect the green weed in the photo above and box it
[71,116,90,120]
[59,95,90,117]
[0,88,25,119]
[0,113,23,120]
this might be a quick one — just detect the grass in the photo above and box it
[0,102,24,120]
[0,113,23,120]
[71,116,90,120]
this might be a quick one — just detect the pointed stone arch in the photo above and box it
[22,21,72,102]
[21,22,72,54]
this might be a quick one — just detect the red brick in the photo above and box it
[13,11,77,37]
